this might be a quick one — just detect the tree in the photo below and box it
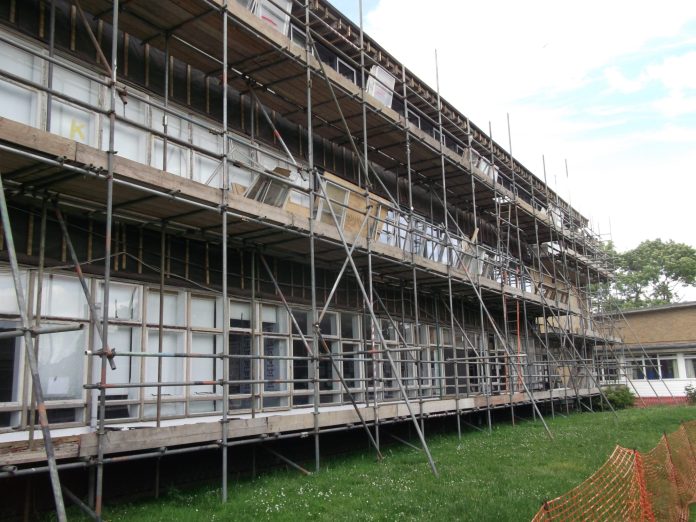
[610,239,696,309]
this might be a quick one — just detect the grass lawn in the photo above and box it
[69,405,696,521]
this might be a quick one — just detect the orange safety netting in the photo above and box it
[532,420,696,521]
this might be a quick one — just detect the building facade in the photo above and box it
[608,302,696,405]
[0,0,616,516]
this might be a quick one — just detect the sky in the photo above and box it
[329,0,696,254]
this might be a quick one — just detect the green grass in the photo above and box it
[70,406,696,521]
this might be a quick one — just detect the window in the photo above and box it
[407,110,421,129]
[190,333,222,413]
[100,325,141,419]
[36,274,89,319]
[366,65,396,108]
[39,329,86,401]
[263,338,288,408]
[290,25,312,53]
[341,313,361,340]
[51,66,100,146]
[191,296,219,329]
[319,182,349,226]
[336,57,356,84]
[627,354,679,380]
[229,332,252,410]
[0,329,21,427]
[147,290,185,326]
[262,304,288,333]
[144,330,185,399]
[103,90,149,164]
[99,282,141,321]
[152,109,190,178]
[686,358,696,379]
[230,301,251,329]
[253,0,292,36]
[0,40,42,128]
[192,120,222,187]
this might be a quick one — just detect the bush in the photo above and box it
[601,385,635,410]
[685,384,696,404]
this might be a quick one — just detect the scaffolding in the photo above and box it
[0,0,624,519]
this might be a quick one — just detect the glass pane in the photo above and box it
[147,291,184,326]
[230,301,251,329]
[153,138,189,178]
[0,79,39,127]
[145,330,184,397]
[37,274,89,319]
[229,333,252,396]
[100,325,141,401]
[191,297,217,328]
[660,358,677,379]
[687,360,696,379]
[646,358,660,380]
[292,339,310,391]
[263,338,288,392]
[192,153,221,187]
[341,313,360,339]
[319,313,337,337]
[0,334,20,403]
[39,329,85,400]
[343,343,360,388]
[262,305,288,333]
[291,309,309,335]
[190,333,222,405]
[51,100,98,146]
[0,268,26,315]
[99,282,141,321]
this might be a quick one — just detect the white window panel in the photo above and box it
[153,137,189,178]
[0,268,27,315]
[152,108,187,140]
[145,330,185,397]
[255,0,292,35]
[230,301,251,329]
[263,338,288,392]
[192,153,222,187]
[261,304,288,333]
[104,120,149,164]
[0,40,43,82]
[0,79,39,128]
[51,100,98,146]
[98,325,141,400]
[98,281,141,321]
[146,290,185,326]
[366,65,396,108]
[37,274,89,319]
[336,57,356,84]
[319,182,349,226]
[190,333,222,395]
[192,121,222,154]
[191,296,218,329]
[39,328,85,400]
[289,190,309,208]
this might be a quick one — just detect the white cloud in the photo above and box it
[363,0,696,251]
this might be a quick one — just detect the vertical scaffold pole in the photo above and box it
[0,176,66,522]
[305,0,321,473]
[221,1,231,503]
[95,1,119,518]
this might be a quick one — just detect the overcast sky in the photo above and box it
[330,0,696,253]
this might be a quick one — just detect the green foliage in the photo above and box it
[685,384,696,405]
[601,385,635,409]
[64,407,696,522]
[601,239,696,310]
